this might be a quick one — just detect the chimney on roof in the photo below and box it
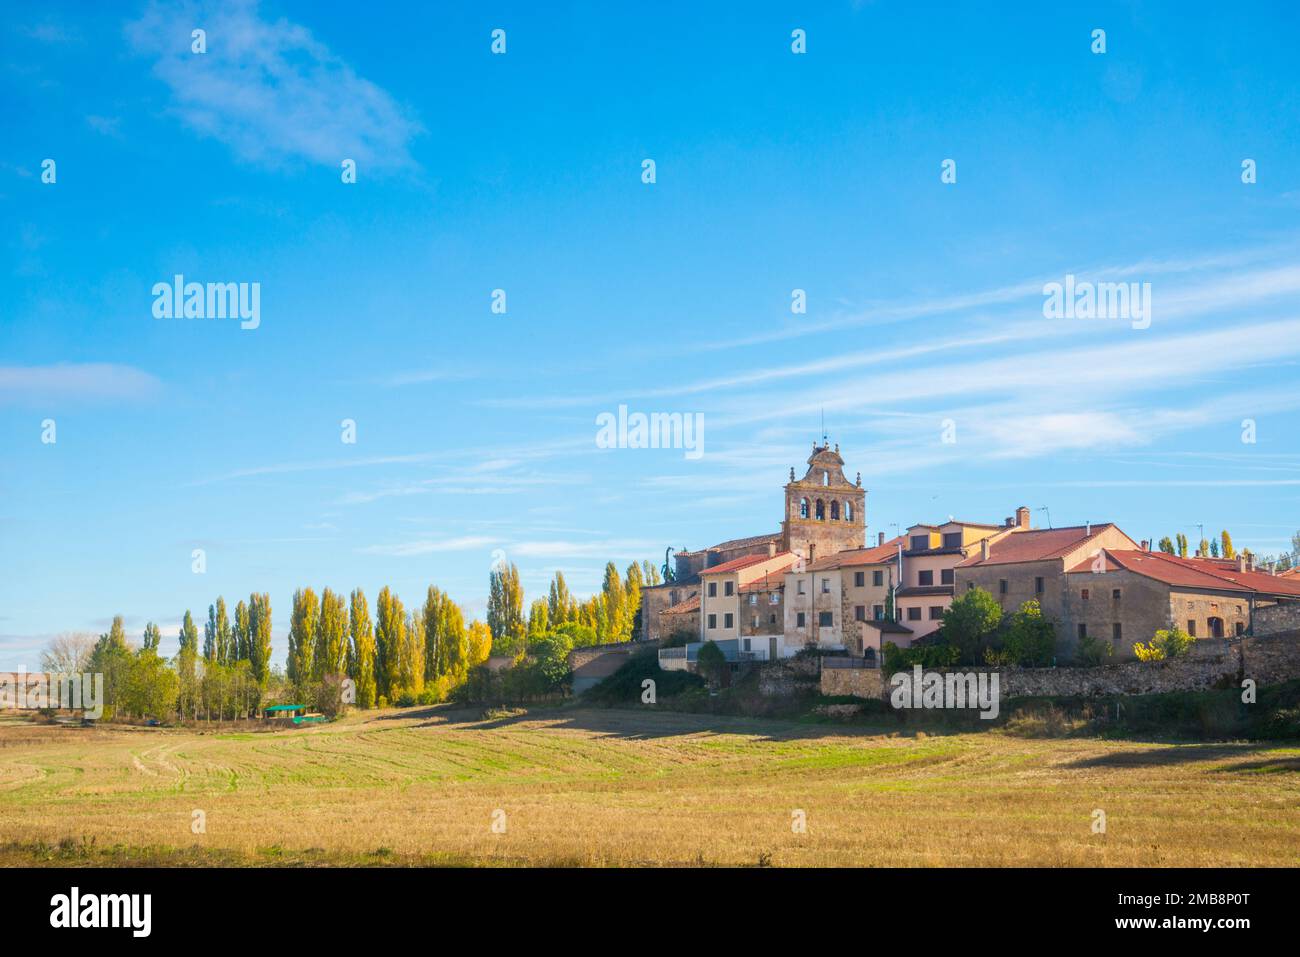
[1085,521,1091,536]
[1140,540,1150,552]
[1005,516,1014,528]
[1238,555,1247,573]
[878,531,885,547]
[767,541,777,558]
[1248,554,1255,572]
[1016,506,1031,529]
[980,538,990,562]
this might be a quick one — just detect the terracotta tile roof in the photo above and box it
[805,536,904,571]
[709,532,782,552]
[862,620,914,634]
[1076,550,1300,597]
[959,524,1126,567]
[660,595,700,616]
[700,551,794,576]
[896,585,955,598]
[739,575,785,594]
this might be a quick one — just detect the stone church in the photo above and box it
[640,441,866,642]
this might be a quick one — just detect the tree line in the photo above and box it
[1154,528,1299,570]
[43,557,661,721]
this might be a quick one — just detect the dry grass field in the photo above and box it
[0,707,1296,867]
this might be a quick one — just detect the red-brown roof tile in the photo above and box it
[959,524,1126,567]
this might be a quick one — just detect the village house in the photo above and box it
[639,437,1299,677]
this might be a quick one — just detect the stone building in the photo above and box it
[955,522,1140,658]
[783,533,902,658]
[640,440,867,644]
[895,512,1025,638]
[1061,548,1300,658]
[698,551,797,660]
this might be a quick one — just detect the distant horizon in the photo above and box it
[4,0,1300,669]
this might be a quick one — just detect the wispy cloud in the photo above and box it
[126,0,422,171]
[0,363,161,403]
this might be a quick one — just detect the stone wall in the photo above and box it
[1255,603,1300,637]
[817,634,1300,700]
[819,666,883,699]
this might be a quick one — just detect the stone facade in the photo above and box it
[818,634,1300,700]
[781,443,865,566]
[1254,602,1300,637]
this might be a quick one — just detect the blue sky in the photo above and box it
[3,0,1300,668]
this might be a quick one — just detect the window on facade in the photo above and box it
[818,611,833,627]
[999,579,1008,595]
[845,502,853,522]
[873,570,884,587]
[942,532,962,548]
[1187,620,1196,637]
[797,580,805,595]
[928,606,943,620]
[822,472,829,487]
[724,581,734,596]
[1112,623,1122,642]
[724,613,734,629]
[1035,577,1044,594]
[967,582,975,590]
[796,612,806,627]
[770,614,777,624]
[1081,588,1090,600]
[708,582,717,597]
[941,568,954,585]
[1077,623,1087,640]
[751,616,758,629]
[816,499,826,521]
[911,535,929,550]
[855,605,865,622]
[830,501,840,520]
[707,614,717,629]
[821,578,830,593]
[770,593,781,604]
[854,571,865,587]
[799,498,809,519]
[906,607,922,621]
[748,594,756,605]
[873,605,884,620]
[1235,621,1244,636]
[1112,589,1121,600]
[743,638,751,651]
[918,569,934,586]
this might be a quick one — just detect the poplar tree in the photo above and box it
[399,611,425,698]
[422,586,445,682]
[287,587,319,690]
[142,622,162,652]
[601,562,626,641]
[177,610,200,718]
[215,597,232,662]
[1158,537,1175,555]
[439,600,469,678]
[316,587,348,678]
[248,593,273,685]
[1176,533,1189,558]
[234,599,250,661]
[348,588,377,708]
[374,587,405,700]
[642,559,662,587]
[1221,530,1236,560]
[487,563,526,656]
[467,620,492,668]
[548,572,573,625]
[527,599,550,639]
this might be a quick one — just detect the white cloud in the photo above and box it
[359,536,498,557]
[0,363,161,403]
[126,0,422,171]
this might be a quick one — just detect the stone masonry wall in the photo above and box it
[818,634,1300,700]
[1255,603,1300,637]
